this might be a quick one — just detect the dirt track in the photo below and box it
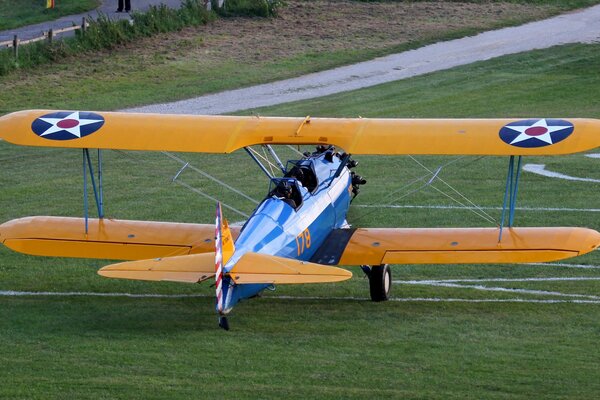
[128,4,600,115]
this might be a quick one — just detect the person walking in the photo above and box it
[116,0,131,12]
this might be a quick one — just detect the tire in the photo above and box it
[369,264,391,302]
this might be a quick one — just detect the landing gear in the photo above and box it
[363,264,391,302]
[218,316,230,331]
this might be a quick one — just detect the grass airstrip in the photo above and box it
[1,41,599,398]
[2,0,600,396]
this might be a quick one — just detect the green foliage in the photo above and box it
[76,2,214,51]
[215,0,284,17]
[352,0,600,9]
[0,0,287,76]
[0,0,100,31]
[0,0,214,75]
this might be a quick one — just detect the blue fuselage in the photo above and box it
[221,152,353,311]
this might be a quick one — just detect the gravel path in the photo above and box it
[0,0,186,42]
[128,4,600,115]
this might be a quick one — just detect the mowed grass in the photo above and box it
[1,43,600,399]
[0,0,100,31]
[3,0,600,114]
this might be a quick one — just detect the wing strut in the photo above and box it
[82,149,105,234]
[244,147,274,179]
[265,145,287,174]
[499,155,523,242]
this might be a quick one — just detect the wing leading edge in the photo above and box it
[1,110,599,155]
[312,227,600,266]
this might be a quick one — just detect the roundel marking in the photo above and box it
[499,118,574,148]
[31,111,105,141]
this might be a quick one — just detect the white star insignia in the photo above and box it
[38,111,103,138]
[505,118,570,145]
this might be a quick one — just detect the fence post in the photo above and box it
[82,17,87,35]
[12,34,18,60]
[48,29,54,44]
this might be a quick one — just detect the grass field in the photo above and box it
[3,0,600,114]
[0,0,100,31]
[1,41,599,398]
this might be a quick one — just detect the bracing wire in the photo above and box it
[427,184,497,225]
[408,155,497,224]
[163,152,259,205]
[112,150,256,220]
[246,146,281,174]
[287,145,305,156]
[352,155,496,225]
[173,179,250,219]
[261,145,276,176]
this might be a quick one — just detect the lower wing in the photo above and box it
[0,216,240,260]
[311,227,600,266]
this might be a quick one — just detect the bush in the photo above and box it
[0,0,283,76]
[215,0,284,17]
[0,0,216,76]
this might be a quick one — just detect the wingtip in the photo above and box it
[577,228,600,256]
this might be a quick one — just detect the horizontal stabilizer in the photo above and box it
[0,216,240,260]
[313,227,600,266]
[98,252,352,285]
[1,110,599,155]
[98,253,216,283]
[229,253,352,284]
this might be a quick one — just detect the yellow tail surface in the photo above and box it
[220,216,235,265]
[98,252,352,285]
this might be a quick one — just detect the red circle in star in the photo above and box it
[524,126,548,136]
[57,119,80,129]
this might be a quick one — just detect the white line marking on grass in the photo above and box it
[272,295,600,303]
[523,164,600,183]
[585,154,600,159]
[389,298,600,304]
[526,262,600,269]
[0,291,209,298]
[394,280,600,300]
[2,291,600,304]
[395,277,600,283]
[354,204,600,212]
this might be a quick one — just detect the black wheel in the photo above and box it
[218,316,230,331]
[369,264,391,302]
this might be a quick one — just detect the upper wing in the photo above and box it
[311,227,600,266]
[1,110,599,155]
[0,216,240,261]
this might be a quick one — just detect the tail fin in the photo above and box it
[219,209,235,265]
[215,202,235,319]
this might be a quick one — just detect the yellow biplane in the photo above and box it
[1,110,599,329]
